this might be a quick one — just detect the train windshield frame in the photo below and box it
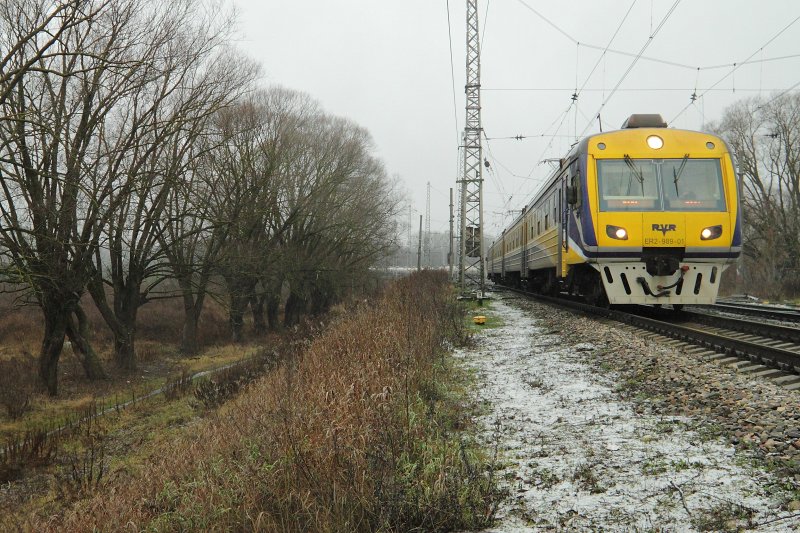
[596,158,726,212]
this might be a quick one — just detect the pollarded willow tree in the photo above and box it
[0,0,254,394]
[0,0,150,394]
[85,1,257,370]
[710,92,800,297]
[184,87,401,342]
[280,115,400,326]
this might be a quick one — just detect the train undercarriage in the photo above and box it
[490,259,725,310]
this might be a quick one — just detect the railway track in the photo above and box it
[690,300,800,323]
[496,286,800,390]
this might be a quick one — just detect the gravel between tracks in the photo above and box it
[457,294,800,531]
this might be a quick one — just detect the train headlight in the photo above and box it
[606,225,628,240]
[646,135,664,149]
[700,225,722,240]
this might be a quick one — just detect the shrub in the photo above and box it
[0,429,58,482]
[55,414,106,501]
[0,353,36,419]
[162,369,194,401]
[191,350,281,409]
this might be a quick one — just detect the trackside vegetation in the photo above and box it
[37,271,501,532]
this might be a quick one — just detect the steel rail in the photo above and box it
[674,309,800,345]
[693,302,800,323]
[498,287,800,373]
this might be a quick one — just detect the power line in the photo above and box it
[575,1,636,100]
[670,13,800,124]
[494,1,679,213]
[485,133,575,140]
[513,0,800,75]
[514,0,577,44]
[480,0,490,60]
[445,0,460,143]
[578,0,682,138]
[483,86,798,92]
[757,79,800,110]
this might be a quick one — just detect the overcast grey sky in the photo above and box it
[231,0,800,241]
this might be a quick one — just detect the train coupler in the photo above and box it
[637,277,671,298]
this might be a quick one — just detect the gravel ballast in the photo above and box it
[458,295,800,531]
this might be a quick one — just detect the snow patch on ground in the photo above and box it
[457,299,798,531]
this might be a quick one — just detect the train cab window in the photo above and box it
[598,158,726,212]
[663,159,726,211]
[597,159,660,211]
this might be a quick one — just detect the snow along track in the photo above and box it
[457,298,800,531]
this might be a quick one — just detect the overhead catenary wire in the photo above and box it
[445,0,460,143]
[578,0,682,138]
[756,78,800,111]
[481,2,800,235]
[670,13,800,124]
[570,0,637,140]
[482,86,800,92]
[501,1,640,206]
[514,0,800,73]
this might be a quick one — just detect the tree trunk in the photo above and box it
[230,293,248,343]
[283,291,306,327]
[87,271,140,371]
[39,306,69,396]
[181,297,201,355]
[178,277,206,355]
[250,294,266,335]
[65,304,106,380]
[266,294,281,331]
[264,275,283,331]
[225,275,256,343]
[114,326,137,370]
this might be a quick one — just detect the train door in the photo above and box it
[522,216,528,280]
[559,174,569,277]
[556,186,562,274]
[501,234,506,278]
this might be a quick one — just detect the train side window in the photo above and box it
[569,163,582,215]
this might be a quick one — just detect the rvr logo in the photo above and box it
[652,223,677,235]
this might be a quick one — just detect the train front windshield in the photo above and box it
[597,159,726,212]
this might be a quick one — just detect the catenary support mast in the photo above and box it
[457,0,485,298]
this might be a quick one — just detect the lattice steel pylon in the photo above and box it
[457,0,485,298]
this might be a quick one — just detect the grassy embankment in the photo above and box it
[0,292,249,440]
[14,271,501,532]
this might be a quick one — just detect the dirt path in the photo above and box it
[458,297,800,531]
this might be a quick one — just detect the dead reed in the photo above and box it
[39,271,499,532]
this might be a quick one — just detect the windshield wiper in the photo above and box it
[623,154,644,195]
[672,153,690,196]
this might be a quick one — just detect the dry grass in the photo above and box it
[27,271,499,532]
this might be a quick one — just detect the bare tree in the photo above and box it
[0,0,106,107]
[205,88,321,342]
[85,1,256,369]
[711,92,800,297]
[0,0,158,394]
[281,116,399,325]
[0,0,252,393]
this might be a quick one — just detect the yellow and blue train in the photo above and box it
[487,114,741,308]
